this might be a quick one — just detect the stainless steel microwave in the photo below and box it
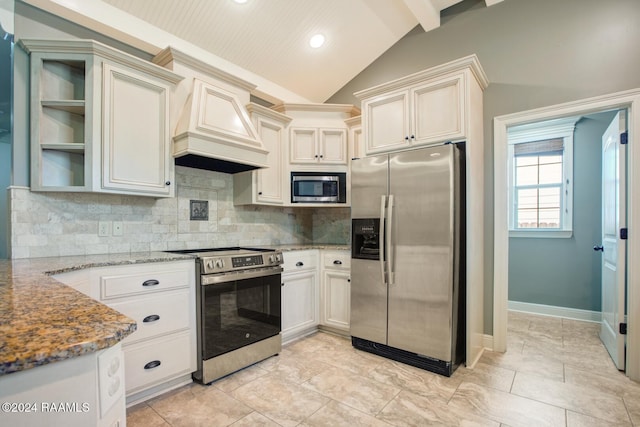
[291,172,346,203]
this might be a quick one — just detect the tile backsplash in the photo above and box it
[9,166,350,259]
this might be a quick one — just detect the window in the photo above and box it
[507,118,579,238]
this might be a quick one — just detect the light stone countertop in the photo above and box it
[0,252,195,376]
[259,244,351,252]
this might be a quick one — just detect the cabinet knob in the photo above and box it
[315,155,319,158]
[320,155,324,158]
[333,260,342,265]
[281,282,284,287]
[165,181,171,186]
[404,136,409,141]
[410,135,415,139]
[295,261,304,267]
[258,191,263,195]
[348,278,351,282]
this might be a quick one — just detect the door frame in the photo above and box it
[493,88,640,381]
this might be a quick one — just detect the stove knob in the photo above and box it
[276,253,282,263]
[215,259,224,269]
[268,255,276,264]
[206,260,214,270]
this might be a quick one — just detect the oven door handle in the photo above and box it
[201,267,283,285]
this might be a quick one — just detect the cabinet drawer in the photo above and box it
[323,251,351,270]
[282,250,318,273]
[100,267,190,300]
[109,290,191,345]
[123,330,193,394]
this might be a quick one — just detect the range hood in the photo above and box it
[172,78,269,174]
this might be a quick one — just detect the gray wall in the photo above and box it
[327,0,640,333]
[508,111,614,312]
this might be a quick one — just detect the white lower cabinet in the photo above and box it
[281,250,319,343]
[54,259,196,405]
[0,344,126,427]
[281,249,351,342]
[320,250,351,333]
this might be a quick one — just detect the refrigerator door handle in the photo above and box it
[387,194,395,285]
[379,195,387,285]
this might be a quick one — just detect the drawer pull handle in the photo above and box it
[143,314,160,323]
[295,262,304,267]
[333,260,342,265]
[142,279,160,287]
[144,360,161,370]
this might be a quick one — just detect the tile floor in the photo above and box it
[127,311,640,426]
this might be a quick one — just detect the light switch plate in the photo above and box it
[98,221,111,237]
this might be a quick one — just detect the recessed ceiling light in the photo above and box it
[232,0,248,4]
[309,34,325,49]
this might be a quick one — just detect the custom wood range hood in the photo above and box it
[154,47,269,174]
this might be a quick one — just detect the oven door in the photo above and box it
[201,269,281,360]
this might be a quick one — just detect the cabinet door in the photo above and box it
[321,270,351,331]
[411,74,465,146]
[319,128,347,164]
[102,63,172,196]
[363,90,410,155]
[349,123,364,160]
[281,271,318,340]
[255,115,285,204]
[290,127,318,164]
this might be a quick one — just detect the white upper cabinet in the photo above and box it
[289,127,347,165]
[21,39,183,197]
[233,103,292,206]
[101,63,173,196]
[356,56,488,155]
[345,116,363,160]
[273,103,359,171]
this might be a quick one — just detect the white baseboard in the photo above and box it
[508,300,602,323]
[483,334,494,351]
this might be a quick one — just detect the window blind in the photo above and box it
[514,138,564,157]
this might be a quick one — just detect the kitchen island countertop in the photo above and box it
[0,252,194,376]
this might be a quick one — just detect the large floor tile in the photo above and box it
[302,365,401,415]
[480,348,565,382]
[300,400,393,427]
[448,381,566,427]
[147,384,254,427]
[127,403,170,427]
[511,372,631,425]
[368,359,456,402]
[378,389,500,427]
[231,373,329,427]
[451,361,516,392]
[566,410,632,427]
[229,411,281,427]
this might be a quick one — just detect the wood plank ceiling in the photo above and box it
[101,0,502,102]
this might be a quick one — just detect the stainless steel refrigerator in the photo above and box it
[350,143,465,376]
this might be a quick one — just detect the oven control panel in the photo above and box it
[232,255,264,268]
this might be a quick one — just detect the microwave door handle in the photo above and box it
[387,194,394,285]
[379,195,387,285]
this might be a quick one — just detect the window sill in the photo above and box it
[509,230,573,239]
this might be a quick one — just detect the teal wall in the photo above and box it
[0,0,13,259]
[508,111,615,311]
[327,0,640,333]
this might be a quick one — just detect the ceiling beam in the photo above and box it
[401,0,441,33]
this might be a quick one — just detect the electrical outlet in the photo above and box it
[113,221,123,236]
[98,221,111,237]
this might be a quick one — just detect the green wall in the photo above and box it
[508,111,614,312]
[327,0,640,333]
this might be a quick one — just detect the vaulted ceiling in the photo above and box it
[23,0,504,103]
[100,0,503,102]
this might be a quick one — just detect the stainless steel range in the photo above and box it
[167,247,283,384]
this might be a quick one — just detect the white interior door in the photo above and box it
[599,110,627,370]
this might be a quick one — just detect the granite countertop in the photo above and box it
[0,252,194,376]
[260,244,351,252]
